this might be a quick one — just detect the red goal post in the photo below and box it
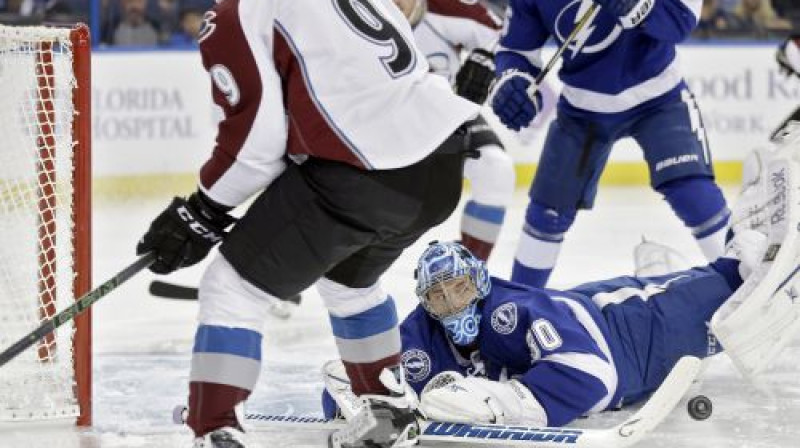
[0,23,92,426]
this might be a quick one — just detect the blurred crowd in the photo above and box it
[695,0,799,38]
[0,0,797,47]
[0,0,214,47]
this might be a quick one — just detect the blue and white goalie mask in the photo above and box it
[415,241,491,345]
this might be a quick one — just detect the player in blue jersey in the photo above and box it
[324,230,765,427]
[321,139,792,426]
[488,0,731,288]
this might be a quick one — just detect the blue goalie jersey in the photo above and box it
[399,264,735,427]
[323,264,736,427]
[401,277,621,427]
[496,0,703,119]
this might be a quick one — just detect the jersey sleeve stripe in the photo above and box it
[561,58,683,113]
[551,296,618,411]
[591,275,690,309]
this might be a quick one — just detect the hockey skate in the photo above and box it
[327,364,419,448]
[633,237,690,277]
[193,427,247,448]
[711,130,800,380]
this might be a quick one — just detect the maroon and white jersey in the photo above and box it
[197,0,479,207]
[418,0,502,82]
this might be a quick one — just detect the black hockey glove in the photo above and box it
[136,191,236,274]
[454,49,496,105]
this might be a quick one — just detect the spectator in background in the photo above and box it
[773,0,800,28]
[155,0,179,44]
[695,0,743,38]
[7,0,85,24]
[718,0,740,13]
[734,0,792,36]
[0,0,21,13]
[112,0,158,46]
[167,7,203,47]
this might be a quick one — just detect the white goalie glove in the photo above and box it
[420,375,547,426]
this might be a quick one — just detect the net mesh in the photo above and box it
[0,25,79,421]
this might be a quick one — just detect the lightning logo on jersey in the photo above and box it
[557,0,619,58]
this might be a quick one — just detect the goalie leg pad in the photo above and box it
[712,137,800,379]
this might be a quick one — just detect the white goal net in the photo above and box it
[0,24,91,424]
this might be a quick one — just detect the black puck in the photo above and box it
[688,395,712,420]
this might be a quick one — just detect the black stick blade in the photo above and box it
[149,280,199,300]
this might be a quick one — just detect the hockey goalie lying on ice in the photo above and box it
[321,133,800,446]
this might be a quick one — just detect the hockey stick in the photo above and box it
[528,3,598,92]
[770,105,800,143]
[240,356,702,447]
[149,280,303,305]
[0,253,156,368]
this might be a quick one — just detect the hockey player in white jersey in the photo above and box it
[490,0,731,288]
[135,0,480,447]
[394,0,515,260]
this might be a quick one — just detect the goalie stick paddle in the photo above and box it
[237,356,702,447]
[0,253,156,368]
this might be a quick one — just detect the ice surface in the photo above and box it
[4,186,800,447]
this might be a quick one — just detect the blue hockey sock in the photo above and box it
[658,177,730,260]
[512,202,575,288]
